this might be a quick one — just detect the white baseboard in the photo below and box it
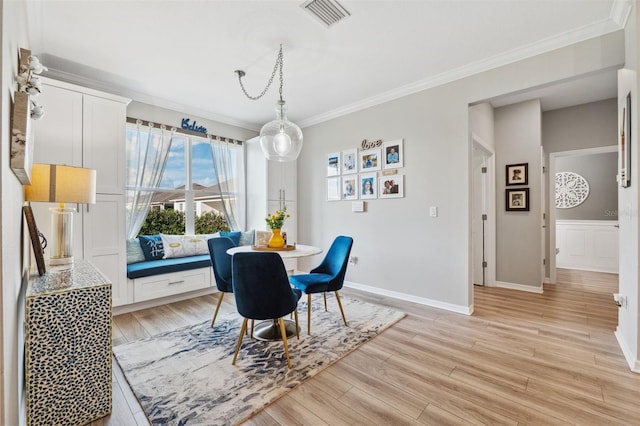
[344,280,472,315]
[556,264,619,274]
[615,327,640,373]
[113,287,217,315]
[495,280,544,294]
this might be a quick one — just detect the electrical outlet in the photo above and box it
[349,256,358,265]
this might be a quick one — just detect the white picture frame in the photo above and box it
[342,176,357,200]
[359,148,381,172]
[327,152,340,177]
[327,177,341,201]
[359,173,377,199]
[341,148,357,175]
[383,139,403,169]
[380,174,404,198]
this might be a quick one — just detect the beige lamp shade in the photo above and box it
[24,164,96,204]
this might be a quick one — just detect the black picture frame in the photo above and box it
[506,188,530,212]
[506,163,528,186]
[23,205,46,275]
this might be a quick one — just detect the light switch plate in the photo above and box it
[429,206,438,217]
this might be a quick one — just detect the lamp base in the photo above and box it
[49,207,76,266]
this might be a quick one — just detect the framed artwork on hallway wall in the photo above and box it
[505,188,529,212]
[506,163,528,186]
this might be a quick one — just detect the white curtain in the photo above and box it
[126,120,175,238]
[209,135,245,231]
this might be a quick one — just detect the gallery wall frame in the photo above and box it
[327,177,341,201]
[380,174,404,198]
[359,173,377,199]
[342,176,357,200]
[506,163,528,186]
[327,152,340,177]
[341,148,357,175]
[359,148,381,172]
[505,188,530,212]
[383,139,403,169]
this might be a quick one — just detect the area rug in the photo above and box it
[113,296,405,426]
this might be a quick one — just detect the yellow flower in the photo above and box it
[265,206,289,229]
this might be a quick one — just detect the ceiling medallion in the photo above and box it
[555,171,589,209]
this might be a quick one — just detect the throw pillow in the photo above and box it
[239,229,255,246]
[138,235,164,261]
[161,234,210,259]
[126,238,146,264]
[219,231,241,246]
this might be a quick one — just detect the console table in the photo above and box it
[25,260,112,426]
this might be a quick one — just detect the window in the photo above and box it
[126,123,243,236]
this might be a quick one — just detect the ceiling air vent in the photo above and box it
[301,0,350,27]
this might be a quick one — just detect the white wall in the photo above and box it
[616,0,640,372]
[297,32,625,313]
[469,103,495,150]
[2,1,31,424]
[495,99,543,289]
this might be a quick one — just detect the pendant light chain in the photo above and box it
[236,45,284,101]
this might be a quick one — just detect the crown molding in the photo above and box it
[610,0,633,27]
[299,14,624,129]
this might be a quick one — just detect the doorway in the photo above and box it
[471,134,495,287]
[548,146,619,282]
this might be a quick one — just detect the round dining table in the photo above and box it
[226,244,322,341]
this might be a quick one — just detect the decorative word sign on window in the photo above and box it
[181,118,207,134]
[555,171,589,209]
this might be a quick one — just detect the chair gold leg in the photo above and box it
[293,309,300,339]
[335,291,348,326]
[210,292,225,327]
[307,293,312,335]
[323,292,327,311]
[250,319,254,339]
[232,318,248,365]
[278,318,292,368]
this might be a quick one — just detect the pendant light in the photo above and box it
[235,45,303,162]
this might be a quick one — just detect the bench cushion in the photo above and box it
[126,254,211,279]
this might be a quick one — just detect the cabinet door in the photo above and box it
[267,160,297,202]
[83,194,127,306]
[83,95,126,194]
[31,84,83,166]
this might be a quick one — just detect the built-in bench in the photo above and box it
[126,255,211,279]
[118,231,260,310]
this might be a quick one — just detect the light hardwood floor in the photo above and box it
[97,269,640,425]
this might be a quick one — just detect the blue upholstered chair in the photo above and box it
[231,252,302,368]
[289,235,353,335]
[207,237,235,328]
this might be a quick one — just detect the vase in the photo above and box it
[268,229,285,248]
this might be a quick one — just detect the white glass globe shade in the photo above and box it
[259,101,303,162]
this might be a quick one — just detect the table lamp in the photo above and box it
[24,163,96,265]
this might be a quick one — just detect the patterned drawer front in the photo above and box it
[25,284,112,426]
[133,268,211,303]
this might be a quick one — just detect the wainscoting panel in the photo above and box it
[556,220,618,273]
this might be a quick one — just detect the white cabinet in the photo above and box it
[31,78,130,306]
[246,137,298,244]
